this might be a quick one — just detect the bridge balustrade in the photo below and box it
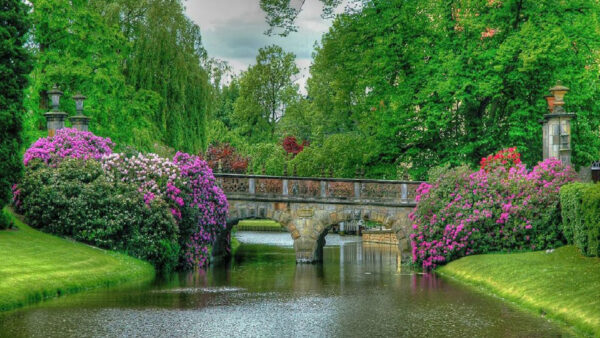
[214,174,422,206]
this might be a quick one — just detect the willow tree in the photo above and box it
[127,0,210,153]
[0,0,31,228]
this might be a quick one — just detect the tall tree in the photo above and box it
[306,0,600,179]
[233,45,299,143]
[0,0,31,227]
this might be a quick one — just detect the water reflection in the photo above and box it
[0,234,566,337]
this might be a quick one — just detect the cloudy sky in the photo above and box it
[184,0,338,91]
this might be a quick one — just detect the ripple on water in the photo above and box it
[151,287,245,294]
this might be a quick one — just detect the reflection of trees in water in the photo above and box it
[338,241,400,268]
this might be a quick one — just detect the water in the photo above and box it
[0,232,565,337]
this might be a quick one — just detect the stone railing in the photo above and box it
[213,173,422,206]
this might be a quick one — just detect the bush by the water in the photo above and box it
[560,183,600,257]
[17,159,180,271]
[15,129,228,271]
[410,149,576,270]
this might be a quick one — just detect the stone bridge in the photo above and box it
[212,174,422,263]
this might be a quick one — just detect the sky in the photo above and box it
[184,0,337,92]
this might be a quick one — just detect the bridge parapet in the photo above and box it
[212,174,423,264]
[214,173,422,206]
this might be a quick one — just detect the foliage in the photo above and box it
[410,154,576,270]
[23,128,114,167]
[203,143,248,174]
[232,45,299,143]
[0,208,155,312]
[560,183,600,257]
[438,246,600,337]
[260,0,344,36]
[102,150,229,268]
[25,0,210,154]
[173,152,229,268]
[480,147,521,171]
[288,133,376,178]
[0,0,31,228]
[17,129,229,270]
[304,0,600,180]
[281,136,308,156]
[18,159,180,272]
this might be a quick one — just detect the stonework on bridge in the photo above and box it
[212,174,421,263]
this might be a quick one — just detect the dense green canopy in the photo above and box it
[24,0,210,153]
[0,0,31,227]
[261,0,600,179]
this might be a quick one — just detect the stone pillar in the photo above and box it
[69,115,90,132]
[44,111,68,137]
[542,81,575,165]
[44,85,67,137]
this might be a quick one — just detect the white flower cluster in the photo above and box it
[101,152,181,197]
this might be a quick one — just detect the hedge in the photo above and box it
[560,183,600,257]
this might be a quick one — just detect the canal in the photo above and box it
[0,232,564,337]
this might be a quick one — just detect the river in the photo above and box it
[0,232,565,337]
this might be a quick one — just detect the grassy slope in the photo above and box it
[438,246,600,336]
[0,208,155,312]
[236,219,283,231]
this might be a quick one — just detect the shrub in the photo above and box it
[18,130,229,270]
[23,128,114,167]
[18,159,180,271]
[173,152,229,268]
[560,183,600,257]
[102,151,228,269]
[480,147,521,171]
[202,143,248,173]
[410,151,576,270]
[282,136,308,157]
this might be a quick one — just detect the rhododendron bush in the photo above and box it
[24,128,114,166]
[17,129,228,270]
[410,149,576,270]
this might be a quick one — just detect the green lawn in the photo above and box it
[438,246,600,336]
[236,219,284,231]
[0,208,155,312]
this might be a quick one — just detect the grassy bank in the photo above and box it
[438,246,600,336]
[235,219,284,232]
[0,208,155,312]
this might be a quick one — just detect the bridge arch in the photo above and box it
[211,174,420,263]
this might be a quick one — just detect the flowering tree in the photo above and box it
[282,136,308,157]
[24,128,114,167]
[203,143,248,173]
[410,150,576,270]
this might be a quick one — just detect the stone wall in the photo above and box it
[362,229,399,245]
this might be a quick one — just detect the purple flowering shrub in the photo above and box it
[173,152,229,269]
[410,158,576,270]
[101,151,228,268]
[23,128,114,166]
[17,129,229,270]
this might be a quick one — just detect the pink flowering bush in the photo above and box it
[173,152,229,269]
[17,130,229,271]
[410,156,576,270]
[23,128,114,167]
[101,151,228,268]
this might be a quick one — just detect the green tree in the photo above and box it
[233,45,299,143]
[25,0,211,154]
[26,0,159,151]
[0,0,31,228]
[306,0,600,179]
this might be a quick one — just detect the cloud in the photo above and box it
[185,0,336,92]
